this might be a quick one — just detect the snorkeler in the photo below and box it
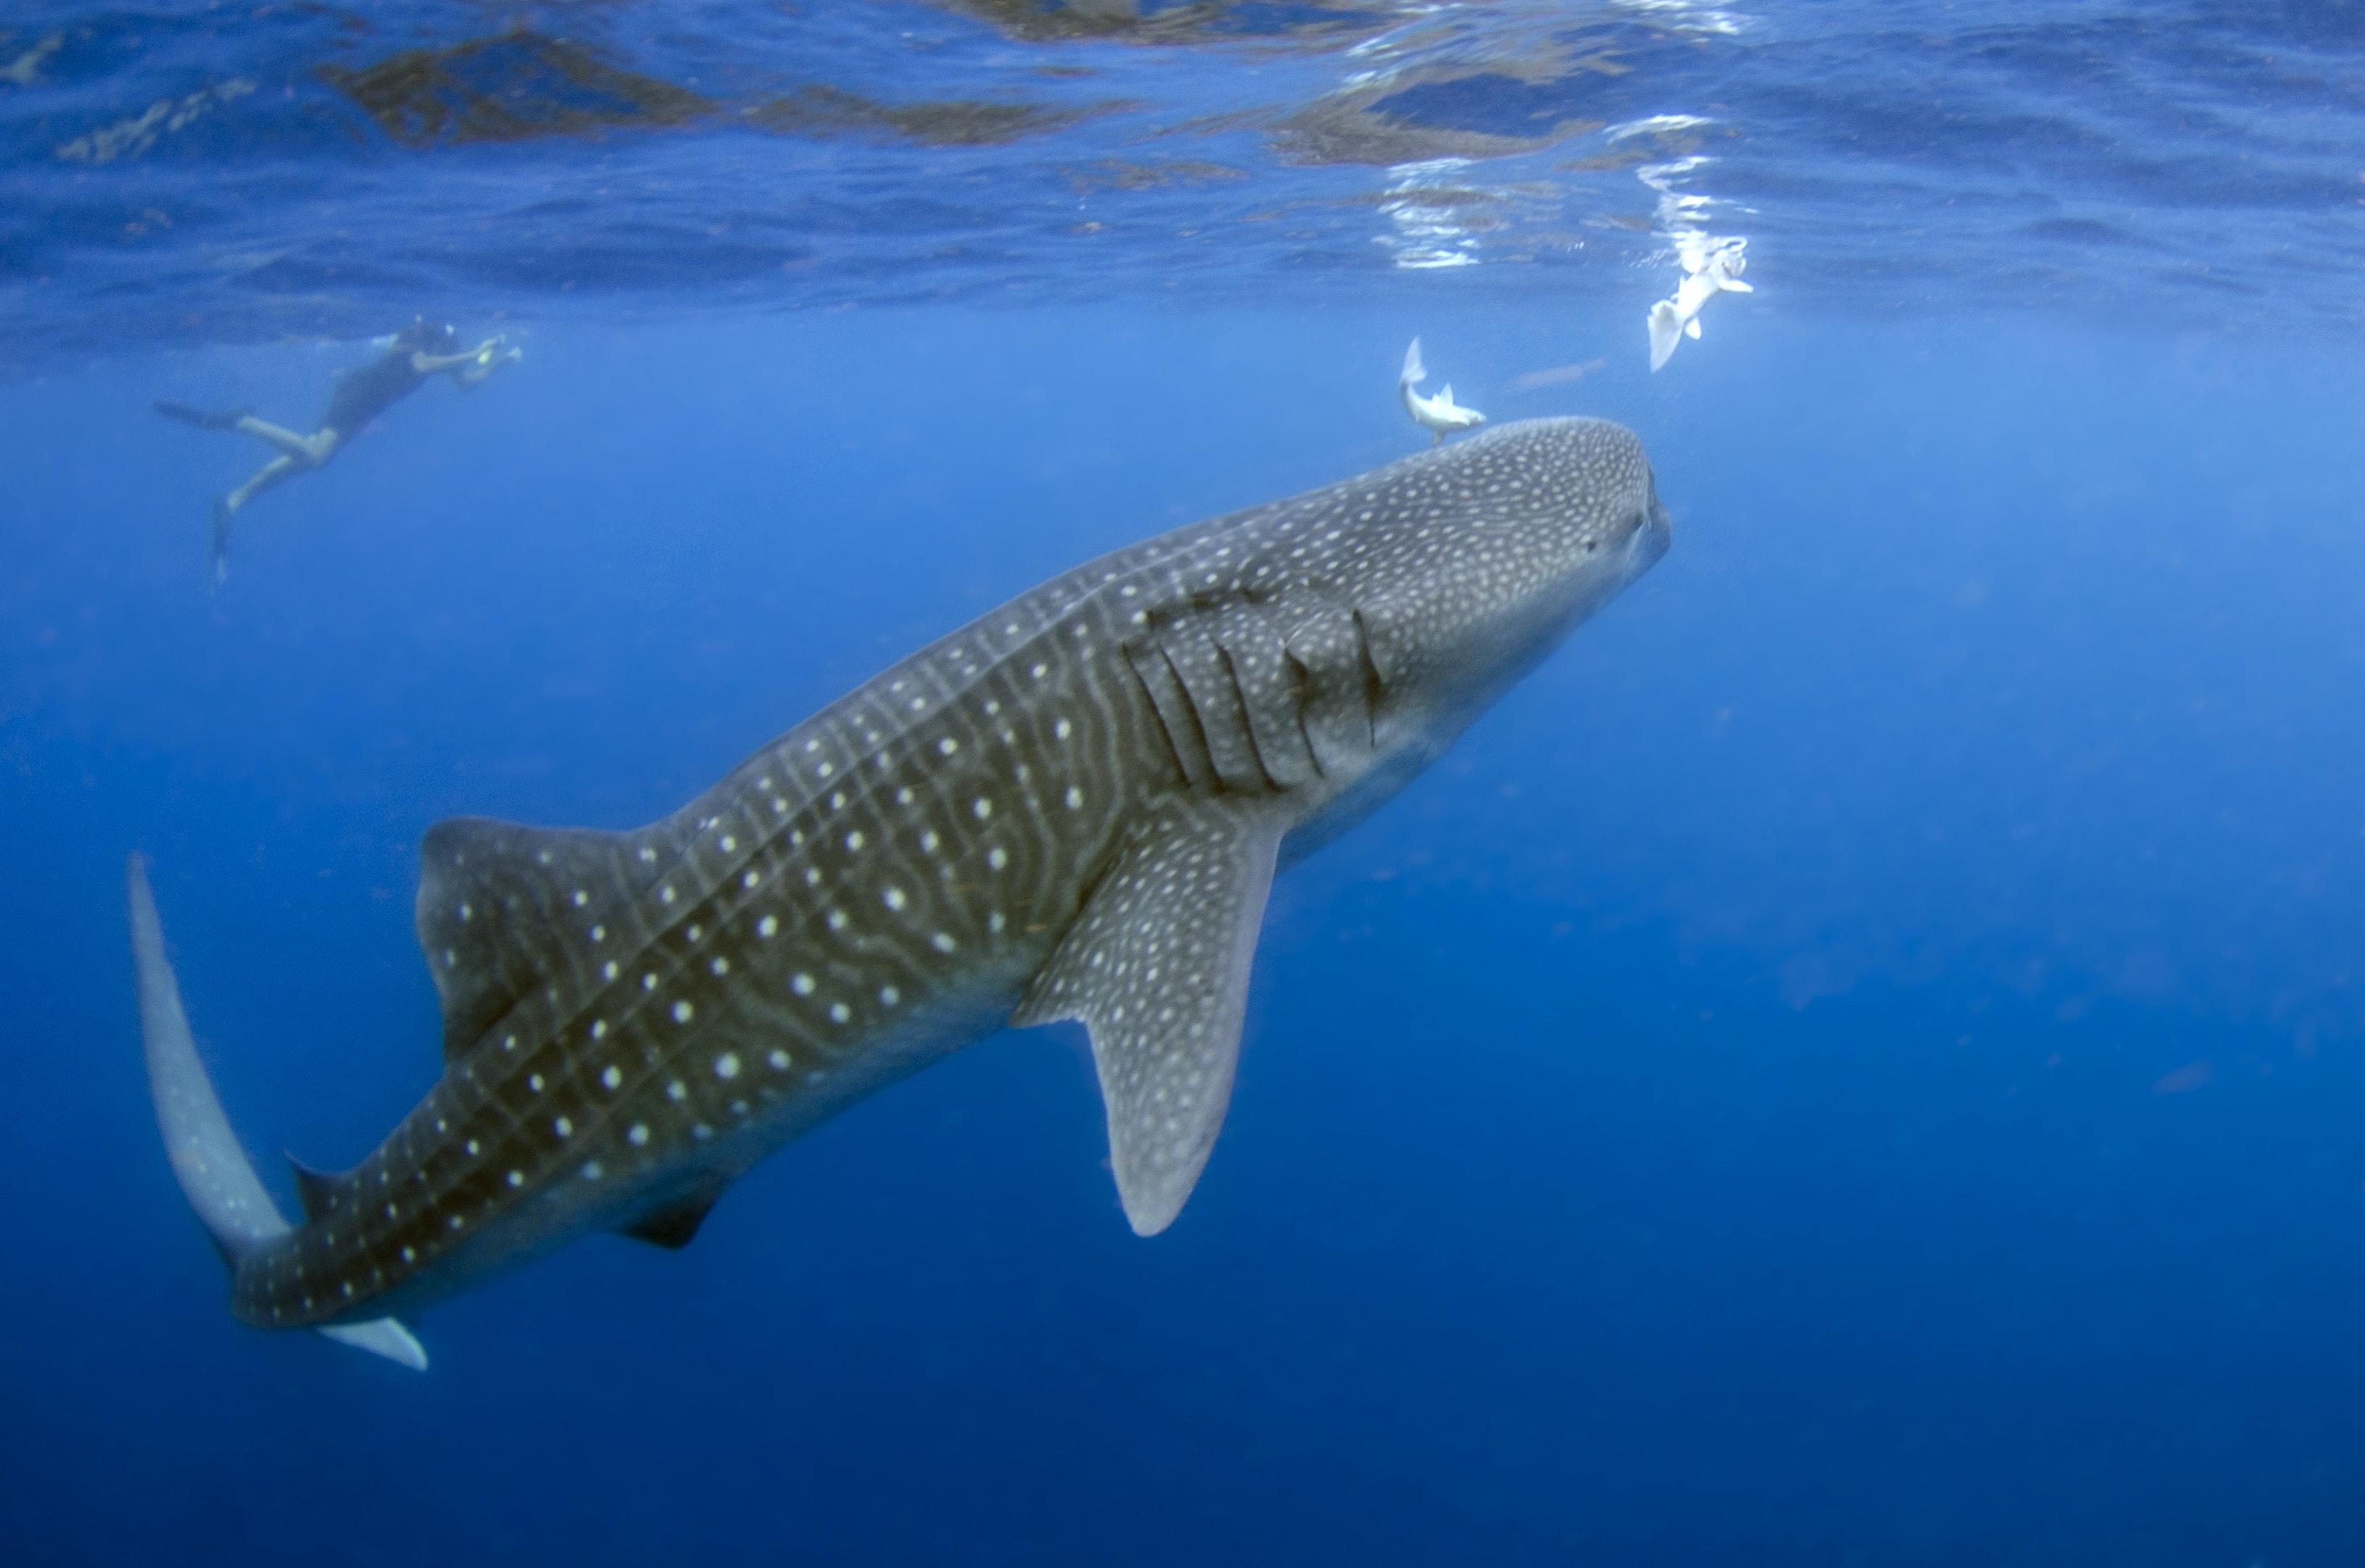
[156,317,523,592]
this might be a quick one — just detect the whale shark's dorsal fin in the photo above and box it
[416,817,667,1061]
[1013,801,1282,1236]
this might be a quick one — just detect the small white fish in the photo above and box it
[1399,337,1487,446]
[0,33,62,88]
[1647,238,1753,371]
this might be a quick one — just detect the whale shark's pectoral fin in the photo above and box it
[1014,803,1283,1236]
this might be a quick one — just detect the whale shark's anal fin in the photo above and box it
[1013,803,1282,1236]
[127,855,429,1372]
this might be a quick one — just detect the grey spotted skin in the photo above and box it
[129,417,1671,1362]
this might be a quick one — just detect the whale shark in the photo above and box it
[130,416,1671,1369]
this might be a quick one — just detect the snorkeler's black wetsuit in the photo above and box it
[320,345,431,437]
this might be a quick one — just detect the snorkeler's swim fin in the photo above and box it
[154,400,248,432]
[209,499,232,597]
[127,856,427,1369]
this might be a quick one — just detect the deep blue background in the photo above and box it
[5,307,2365,1564]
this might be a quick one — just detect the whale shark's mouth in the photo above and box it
[1639,497,1673,565]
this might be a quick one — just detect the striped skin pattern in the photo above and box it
[137,417,1671,1348]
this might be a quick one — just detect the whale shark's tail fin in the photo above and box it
[126,856,427,1371]
[1647,301,1683,371]
[1401,337,1427,387]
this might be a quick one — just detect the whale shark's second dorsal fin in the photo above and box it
[416,817,671,1063]
[288,1155,343,1223]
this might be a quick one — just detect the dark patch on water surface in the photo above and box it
[321,33,712,148]
[1276,75,1606,167]
[1348,185,1503,212]
[2022,216,2150,248]
[1059,158,1248,193]
[928,0,1398,46]
[746,85,1135,147]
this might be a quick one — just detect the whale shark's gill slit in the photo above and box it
[1152,640,1224,792]
[1350,610,1387,746]
[1282,649,1326,779]
[1212,640,1286,795]
[1122,641,1198,789]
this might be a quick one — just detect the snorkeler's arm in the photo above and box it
[449,339,523,389]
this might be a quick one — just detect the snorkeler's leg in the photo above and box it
[206,431,340,594]
[210,455,298,594]
[232,418,338,464]
[222,455,300,515]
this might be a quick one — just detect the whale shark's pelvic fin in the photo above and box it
[619,1177,732,1250]
[127,856,428,1371]
[1014,803,1282,1236]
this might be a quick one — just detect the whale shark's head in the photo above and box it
[1352,416,1668,708]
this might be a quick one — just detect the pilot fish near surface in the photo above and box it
[1398,337,1488,444]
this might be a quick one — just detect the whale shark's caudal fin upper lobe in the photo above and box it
[126,856,427,1370]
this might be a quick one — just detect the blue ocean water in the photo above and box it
[7,4,2365,1564]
